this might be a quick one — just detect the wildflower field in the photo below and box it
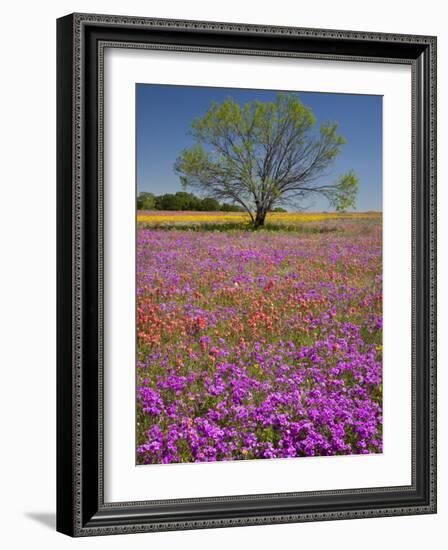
[136,212,383,464]
[137,210,380,227]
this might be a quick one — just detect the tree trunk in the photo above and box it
[254,208,267,228]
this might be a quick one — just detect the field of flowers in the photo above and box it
[137,210,381,227]
[136,214,382,464]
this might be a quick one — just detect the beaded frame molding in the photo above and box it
[56,13,437,537]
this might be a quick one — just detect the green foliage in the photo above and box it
[272,207,287,213]
[137,191,156,210]
[154,192,201,211]
[137,191,244,212]
[220,203,244,212]
[200,197,221,211]
[326,171,359,212]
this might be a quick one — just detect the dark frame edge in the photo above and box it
[56,13,76,537]
[415,37,437,515]
[72,11,438,43]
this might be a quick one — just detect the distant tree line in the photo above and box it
[137,191,287,213]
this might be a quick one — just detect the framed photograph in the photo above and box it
[56,13,437,536]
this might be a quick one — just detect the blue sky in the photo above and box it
[136,84,382,212]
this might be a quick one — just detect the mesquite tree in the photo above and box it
[175,93,358,227]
